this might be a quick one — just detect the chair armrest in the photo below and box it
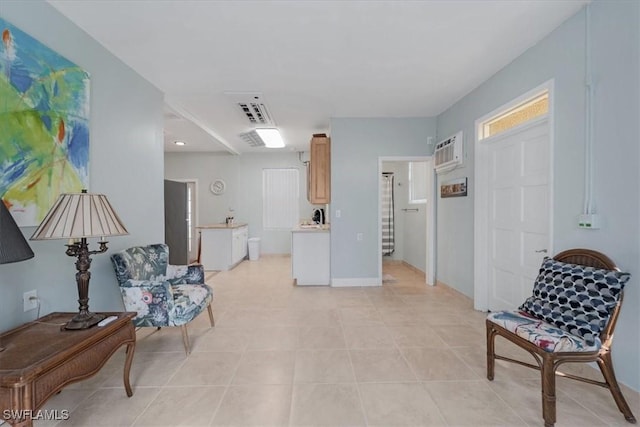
[119,279,174,327]
[166,264,205,285]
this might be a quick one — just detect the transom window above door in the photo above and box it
[478,92,549,140]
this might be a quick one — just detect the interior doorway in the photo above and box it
[378,157,435,286]
[164,179,199,264]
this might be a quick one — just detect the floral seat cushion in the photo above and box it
[487,310,599,353]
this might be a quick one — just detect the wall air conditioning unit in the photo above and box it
[434,131,463,174]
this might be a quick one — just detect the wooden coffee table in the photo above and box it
[0,312,136,426]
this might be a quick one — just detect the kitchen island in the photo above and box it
[291,225,330,285]
[197,223,248,271]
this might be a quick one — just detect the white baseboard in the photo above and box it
[331,277,381,287]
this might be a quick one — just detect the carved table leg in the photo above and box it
[123,341,136,397]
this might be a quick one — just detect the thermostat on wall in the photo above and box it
[210,179,226,195]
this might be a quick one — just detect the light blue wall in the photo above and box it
[436,4,587,297]
[0,1,164,331]
[165,152,315,254]
[330,118,436,282]
[436,1,640,390]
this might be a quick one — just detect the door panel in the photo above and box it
[522,185,549,230]
[487,121,550,311]
[522,134,549,175]
[164,179,189,265]
[492,187,517,226]
[492,267,518,308]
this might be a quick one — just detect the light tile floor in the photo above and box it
[34,256,639,426]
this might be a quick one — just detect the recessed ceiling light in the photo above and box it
[255,128,285,148]
[174,140,186,146]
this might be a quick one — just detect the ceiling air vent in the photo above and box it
[238,102,274,125]
[224,92,275,126]
[239,130,265,147]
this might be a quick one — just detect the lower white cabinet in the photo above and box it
[231,227,248,266]
[199,224,248,271]
[291,229,330,285]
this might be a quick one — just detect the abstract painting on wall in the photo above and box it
[0,17,90,226]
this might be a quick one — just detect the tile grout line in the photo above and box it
[287,345,300,427]
[338,311,370,427]
[556,383,620,426]
[127,387,163,427]
[206,293,253,426]
[384,288,451,426]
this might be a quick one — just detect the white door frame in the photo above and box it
[378,156,436,286]
[473,80,555,311]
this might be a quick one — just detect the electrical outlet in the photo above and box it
[356,233,363,241]
[578,214,601,229]
[23,290,38,312]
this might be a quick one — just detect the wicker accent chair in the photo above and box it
[110,243,214,355]
[486,249,636,427]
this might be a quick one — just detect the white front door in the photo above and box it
[484,119,551,311]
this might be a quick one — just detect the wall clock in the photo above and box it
[210,179,226,195]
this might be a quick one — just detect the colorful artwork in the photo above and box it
[0,17,90,226]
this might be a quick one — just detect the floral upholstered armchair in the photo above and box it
[110,243,214,354]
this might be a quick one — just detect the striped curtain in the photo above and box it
[381,173,395,255]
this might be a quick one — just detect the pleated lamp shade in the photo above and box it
[31,191,128,240]
[0,201,34,264]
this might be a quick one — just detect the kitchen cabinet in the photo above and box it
[308,134,331,204]
[198,224,248,271]
[231,227,248,265]
[292,227,330,285]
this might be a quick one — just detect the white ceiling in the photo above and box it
[48,0,587,154]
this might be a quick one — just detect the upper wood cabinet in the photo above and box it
[308,133,331,204]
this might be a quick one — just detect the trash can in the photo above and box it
[248,237,261,261]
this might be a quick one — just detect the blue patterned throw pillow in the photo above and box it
[519,257,630,347]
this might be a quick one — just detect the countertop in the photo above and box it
[197,223,248,230]
[292,224,330,233]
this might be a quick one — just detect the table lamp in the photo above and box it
[0,200,35,352]
[30,190,128,330]
[0,200,34,265]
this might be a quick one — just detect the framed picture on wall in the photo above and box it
[441,177,467,198]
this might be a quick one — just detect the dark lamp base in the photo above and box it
[64,312,105,330]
